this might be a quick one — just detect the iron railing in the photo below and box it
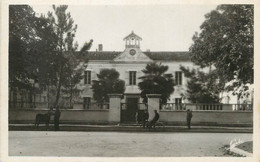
[160,103,253,111]
[160,103,186,110]
[9,101,109,110]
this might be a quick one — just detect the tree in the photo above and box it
[189,5,253,97]
[9,5,58,107]
[9,5,38,91]
[180,66,225,103]
[92,69,125,104]
[138,62,174,104]
[47,5,79,107]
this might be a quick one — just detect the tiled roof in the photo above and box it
[77,51,191,61]
[144,51,191,61]
[79,51,121,60]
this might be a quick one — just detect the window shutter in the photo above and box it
[179,72,182,85]
[125,71,129,85]
[133,71,136,85]
[137,71,142,84]
[174,71,177,85]
[91,70,97,81]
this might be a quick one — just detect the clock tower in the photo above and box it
[114,31,152,62]
[124,30,142,49]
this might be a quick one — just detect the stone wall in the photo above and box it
[9,109,109,124]
[9,109,253,126]
[159,111,253,126]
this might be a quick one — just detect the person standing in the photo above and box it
[186,109,193,129]
[135,111,139,124]
[54,107,61,131]
[142,110,149,128]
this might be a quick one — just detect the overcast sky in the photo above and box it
[32,5,218,52]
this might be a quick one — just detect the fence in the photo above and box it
[80,102,110,110]
[9,101,252,112]
[9,101,109,110]
[232,104,253,111]
[161,103,253,111]
[160,103,185,111]
[195,103,223,111]
[9,101,48,109]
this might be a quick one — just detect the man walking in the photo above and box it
[186,109,193,129]
[54,107,61,131]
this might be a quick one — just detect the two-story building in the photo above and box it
[76,31,194,111]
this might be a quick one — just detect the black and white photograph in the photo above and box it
[1,0,259,161]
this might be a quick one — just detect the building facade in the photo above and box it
[9,31,253,123]
[76,31,194,109]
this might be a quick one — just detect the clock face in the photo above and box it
[130,49,136,55]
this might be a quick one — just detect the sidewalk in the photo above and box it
[9,123,253,133]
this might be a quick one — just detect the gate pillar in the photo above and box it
[108,94,122,123]
[147,94,161,121]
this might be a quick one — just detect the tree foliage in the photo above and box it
[180,66,225,103]
[9,5,92,108]
[46,5,89,107]
[189,5,253,95]
[92,69,125,104]
[138,62,174,104]
[9,5,58,107]
[9,5,55,89]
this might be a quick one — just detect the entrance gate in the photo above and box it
[120,98,148,123]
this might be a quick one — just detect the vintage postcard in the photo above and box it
[1,0,260,162]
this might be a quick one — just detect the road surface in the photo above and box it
[9,131,252,157]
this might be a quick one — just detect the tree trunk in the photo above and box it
[13,88,17,109]
[54,65,63,107]
[69,76,73,109]
[47,84,49,108]
[69,82,73,109]
[54,39,64,108]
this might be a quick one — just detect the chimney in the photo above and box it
[98,44,103,52]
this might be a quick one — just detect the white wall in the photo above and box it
[80,60,196,103]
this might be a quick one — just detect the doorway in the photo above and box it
[121,98,138,123]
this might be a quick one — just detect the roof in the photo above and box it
[143,51,191,61]
[78,51,121,60]
[77,51,191,61]
[123,31,142,40]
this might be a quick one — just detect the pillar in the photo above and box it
[147,94,161,121]
[108,94,122,123]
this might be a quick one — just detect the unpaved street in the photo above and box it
[9,131,252,157]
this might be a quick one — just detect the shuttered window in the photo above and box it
[129,71,136,85]
[84,71,91,84]
[83,97,91,109]
[175,71,182,85]
[175,98,182,104]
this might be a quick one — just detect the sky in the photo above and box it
[32,4,218,52]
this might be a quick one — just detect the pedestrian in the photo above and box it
[142,109,149,128]
[135,111,139,124]
[54,107,61,131]
[148,110,159,130]
[186,109,193,129]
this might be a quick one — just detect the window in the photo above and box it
[175,98,182,110]
[83,97,91,109]
[84,71,91,84]
[175,71,182,85]
[129,71,136,85]
[175,98,182,104]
